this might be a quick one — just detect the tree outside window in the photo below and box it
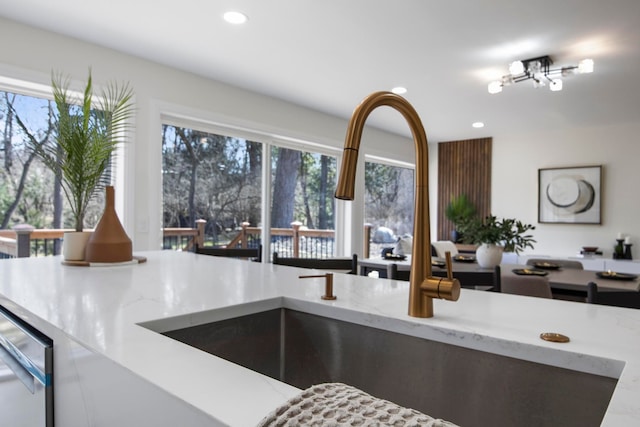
[0,89,105,233]
[270,146,337,258]
[161,127,338,258]
[162,125,262,247]
[365,161,414,256]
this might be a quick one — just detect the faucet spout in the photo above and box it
[335,91,460,318]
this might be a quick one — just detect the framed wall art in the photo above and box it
[538,165,602,224]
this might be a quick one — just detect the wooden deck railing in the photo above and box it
[0,225,49,258]
[0,236,17,258]
[161,219,206,251]
[225,221,336,258]
[0,221,208,258]
[1,220,373,259]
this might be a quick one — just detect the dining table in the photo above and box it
[359,255,497,290]
[501,264,640,293]
[358,256,640,294]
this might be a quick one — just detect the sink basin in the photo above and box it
[154,304,616,427]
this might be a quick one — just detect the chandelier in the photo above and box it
[488,55,594,94]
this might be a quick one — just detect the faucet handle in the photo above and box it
[421,252,461,302]
[421,276,461,301]
[420,251,460,301]
[444,251,454,280]
[299,273,336,300]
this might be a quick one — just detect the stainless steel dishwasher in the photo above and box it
[0,305,54,426]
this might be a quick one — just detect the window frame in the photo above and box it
[160,111,345,260]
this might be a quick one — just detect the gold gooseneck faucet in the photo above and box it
[335,91,460,318]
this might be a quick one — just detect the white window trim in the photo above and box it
[365,154,415,170]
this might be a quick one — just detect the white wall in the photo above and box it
[492,121,640,258]
[2,17,637,259]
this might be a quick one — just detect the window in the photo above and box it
[0,88,107,231]
[161,124,262,249]
[160,123,340,258]
[270,146,337,258]
[364,161,414,257]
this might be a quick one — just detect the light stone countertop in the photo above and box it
[1,251,639,426]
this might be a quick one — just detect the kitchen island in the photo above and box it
[1,251,639,426]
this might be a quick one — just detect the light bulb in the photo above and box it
[488,81,502,94]
[224,11,248,24]
[509,60,525,75]
[528,60,542,74]
[532,76,545,88]
[578,59,594,73]
[550,79,563,91]
[501,75,515,86]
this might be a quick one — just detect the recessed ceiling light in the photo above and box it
[391,87,407,95]
[472,122,485,128]
[223,11,248,24]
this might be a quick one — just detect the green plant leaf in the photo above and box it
[459,214,536,254]
[29,69,134,231]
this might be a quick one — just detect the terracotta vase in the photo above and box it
[84,186,133,263]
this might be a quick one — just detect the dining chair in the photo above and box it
[272,252,358,275]
[492,265,502,292]
[587,282,640,309]
[431,241,459,259]
[195,244,262,262]
[387,263,410,281]
[499,270,553,299]
[526,258,584,270]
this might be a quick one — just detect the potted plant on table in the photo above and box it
[445,193,477,243]
[459,215,536,268]
[30,70,134,260]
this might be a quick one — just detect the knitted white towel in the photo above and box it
[258,382,459,426]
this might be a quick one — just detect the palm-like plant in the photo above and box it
[34,70,134,231]
[445,193,476,226]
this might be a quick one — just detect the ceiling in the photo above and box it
[0,0,638,142]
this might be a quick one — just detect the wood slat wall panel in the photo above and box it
[437,138,492,241]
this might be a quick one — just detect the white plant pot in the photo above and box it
[476,243,504,268]
[62,231,92,261]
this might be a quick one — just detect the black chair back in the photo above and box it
[195,245,262,262]
[272,252,357,274]
[387,263,410,281]
[388,263,498,292]
[587,282,640,309]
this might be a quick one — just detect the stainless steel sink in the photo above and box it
[161,308,616,427]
